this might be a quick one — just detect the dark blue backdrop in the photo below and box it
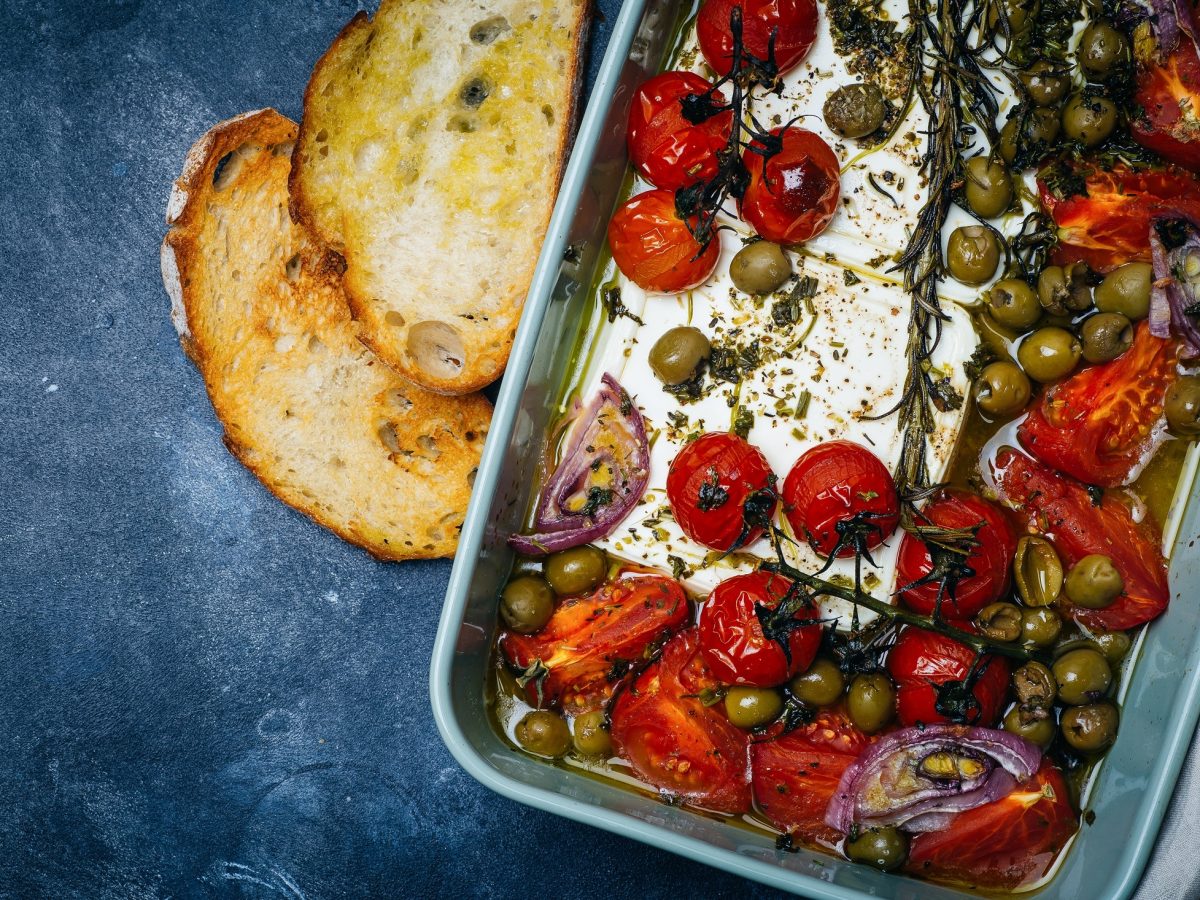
[0,1,787,896]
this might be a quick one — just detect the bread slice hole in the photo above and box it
[384,310,407,328]
[541,104,555,125]
[284,253,302,283]
[385,388,413,413]
[446,114,478,134]
[467,467,478,487]
[470,15,510,44]
[417,435,440,460]
[459,75,494,109]
[378,421,402,455]
[407,320,466,380]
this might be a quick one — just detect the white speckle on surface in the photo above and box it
[323,590,339,605]
[45,383,58,394]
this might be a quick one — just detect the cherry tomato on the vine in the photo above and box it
[740,128,840,245]
[608,189,720,293]
[782,440,900,558]
[697,0,819,78]
[627,71,733,191]
[666,432,776,552]
[887,625,1010,728]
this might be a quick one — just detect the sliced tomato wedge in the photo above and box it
[751,711,871,850]
[905,761,1078,891]
[500,573,688,713]
[1018,322,1181,487]
[610,630,752,814]
[992,448,1170,631]
[1132,20,1200,171]
[1038,162,1200,270]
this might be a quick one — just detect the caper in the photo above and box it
[964,156,1014,218]
[1165,375,1200,436]
[1021,60,1071,106]
[790,657,845,707]
[515,710,571,757]
[1065,554,1124,609]
[1061,702,1119,752]
[1081,312,1134,363]
[977,602,1023,642]
[1003,705,1057,748]
[499,575,555,634]
[730,241,792,295]
[823,82,887,139]
[544,545,608,597]
[1022,606,1063,647]
[1078,21,1128,81]
[572,709,613,757]
[947,225,1001,285]
[844,826,909,872]
[725,686,784,729]
[985,279,1041,330]
[1063,93,1117,148]
[1095,262,1153,319]
[847,672,896,735]
[1018,326,1082,382]
[1014,536,1064,608]
[1053,647,1113,705]
[1013,660,1057,708]
[975,361,1032,418]
[648,326,711,386]
[999,107,1062,164]
[1091,631,1133,664]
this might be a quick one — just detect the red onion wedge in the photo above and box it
[509,374,650,556]
[1149,217,1200,355]
[825,724,1041,835]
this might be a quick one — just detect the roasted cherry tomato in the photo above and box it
[992,448,1170,631]
[905,761,1078,891]
[698,571,821,687]
[1019,322,1181,487]
[751,711,872,850]
[608,189,721,293]
[697,0,819,77]
[740,128,841,245]
[666,432,775,552]
[610,630,752,814]
[896,491,1016,621]
[782,440,900,558]
[1132,18,1200,171]
[887,626,1010,728]
[500,573,688,713]
[1038,162,1200,270]
[627,71,733,191]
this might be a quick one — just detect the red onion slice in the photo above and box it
[1149,217,1200,355]
[509,374,650,555]
[825,724,1041,835]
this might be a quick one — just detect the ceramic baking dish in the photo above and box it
[430,1,1200,895]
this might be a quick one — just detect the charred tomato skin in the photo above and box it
[740,128,841,245]
[698,571,822,687]
[627,71,733,191]
[696,0,819,78]
[887,625,1010,728]
[666,432,776,552]
[608,189,720,293]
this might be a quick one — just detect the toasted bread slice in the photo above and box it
[162,109,491,559]
[290,0,589,394]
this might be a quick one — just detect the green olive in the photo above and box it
[999,107,1062,164]
[987,0,1039,36]
[724,686,784,729]
[977,602,1023,642]
[1078,21,1128,81]
[846,672,896,735]
[730,240,792,295]
[1165,375,1200,436]
[1091,631,1133,664]
[1061,702,1119,752]
[790,657,846,707]
[1013,660,1057,708]
[515,710,571,757]
[1021,60,1071,106]
[975,310,1019,363]
[1062,93,1117,148]
[823,82,887,139]
[543,546,608,597]
[1080,313,1134,363]
[975,361,1032,418]
[648,326,711,385]
[499,576,555,634]
[1014,535,1064,608]
[1037,262,1093,315]
[1095,262,1153,319]
[1003,706,1057,748]
[1052,647,1113,705]
[1022,607,1063,647]
[1017,326,1082,382]
[947,225,1001,285]
[572,709,613,757]
[964,156,1014,218]
[985,279,1041,330]
[845,826,909,871]
[1065,554,1124,609]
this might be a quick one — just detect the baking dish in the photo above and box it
[429,0,1200,895]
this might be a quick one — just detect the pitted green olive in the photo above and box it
[975,361,1032,418]
[1165,375,1200,436]
[1004,706,1057,748]
[1022,607,1063,647]
[824,83,887,139]
[1053,647,1113,705]
[1021,60,1071,106]
[725,686,784,729]
[790,657,845,707]
[730,241,792,294]
[964,156,1014,218]
[1018,326,1082,382]
[947,226,1001,285]
[1037,262,1093,315]
[1061,702,1119,751]
[1063,93,1117,148]
[515,710,571,757]
[649,326,711,385]
[985,279,1041,330]
[572,709,613,757]
[847,672,896,735]
[999,107,1062,164]
[1065,554,1124,609]
[544,545,608,597]
[1078,21,1128,81]
[1014,536,1064,608]
[1095,262,1153,319]
[1081,313,1134,363]
[1014,660,1057,708]
[845,826,909,871]
[977,602,1024,642]
[500,576,555,633]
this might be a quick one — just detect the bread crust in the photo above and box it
[163,109,492,560]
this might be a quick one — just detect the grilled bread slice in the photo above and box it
[162,109,491,559]
[290,0,590,394]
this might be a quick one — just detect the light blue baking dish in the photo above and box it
[430,1,1200,895]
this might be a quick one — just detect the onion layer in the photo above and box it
[1149,217,1200,355]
